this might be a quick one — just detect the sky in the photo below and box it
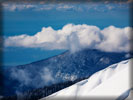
[2,1,131,66]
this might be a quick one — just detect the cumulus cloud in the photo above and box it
[97,26,131,52]
[4,24,132,53]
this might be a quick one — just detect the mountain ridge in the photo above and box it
[2,49,132,97]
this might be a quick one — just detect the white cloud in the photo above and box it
[4,24,132,53]
[56,5,74,11]
[2,3,76,11]
[10,67,55,89]
[40,68,54,83]
[11,69,31,86]
[2,3,36,11]
[2,3,53,11]
[2,3,129,12]
[97,26,131,52]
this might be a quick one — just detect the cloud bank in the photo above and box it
[4,24,132,53]
[2,3,129,12]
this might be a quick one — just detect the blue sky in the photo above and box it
[2,2,130,66]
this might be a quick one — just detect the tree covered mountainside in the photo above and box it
[2,49,132,98]
[1,77,86,100]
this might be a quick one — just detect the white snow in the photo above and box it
[40,59,132,100]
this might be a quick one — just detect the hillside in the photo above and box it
[2,49,131,96]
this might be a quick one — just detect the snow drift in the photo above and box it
[40,59,133,100]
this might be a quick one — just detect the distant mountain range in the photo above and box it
[2,49,132,98]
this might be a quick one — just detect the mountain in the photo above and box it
[2,49,132,96]
[1,78,87,100]
[40,59,133,100]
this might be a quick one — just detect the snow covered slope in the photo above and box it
[40,59,132,100]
